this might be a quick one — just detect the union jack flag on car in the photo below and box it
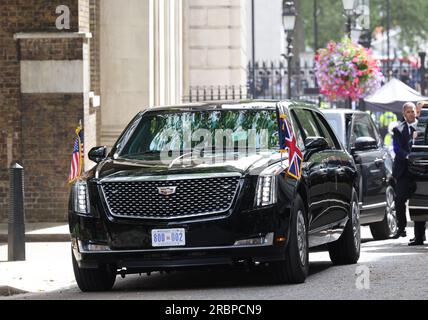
[278,113,303,180]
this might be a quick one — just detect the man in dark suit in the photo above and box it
[392,102,417,239]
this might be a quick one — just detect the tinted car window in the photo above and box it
[291,109,321,139]
[350,114,377,147]
[313,112,340,149]
[323,113,346,145]
[414,118,428,145]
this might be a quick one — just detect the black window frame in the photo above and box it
[312,111,342,150]
[350,113,380,149]
[290,108,322,142]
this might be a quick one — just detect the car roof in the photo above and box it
[321,108,368,115]
[145,99,319,112]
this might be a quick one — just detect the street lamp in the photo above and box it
[342,0,357,108]
[342,0,357,37]
[282,1,297,99]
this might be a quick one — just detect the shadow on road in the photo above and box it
[111,259,334,293]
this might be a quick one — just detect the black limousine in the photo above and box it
[69,100,360,291]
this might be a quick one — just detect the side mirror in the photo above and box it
[353,137,377,152]
[88,146,107,163]
[305,137,329,151]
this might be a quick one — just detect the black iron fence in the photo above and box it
[182,59,426,106]
[247,61,318,100]
[182,85,249,103]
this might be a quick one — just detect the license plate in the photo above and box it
[151,229,186,247]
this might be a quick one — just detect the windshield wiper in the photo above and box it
[118,150,161,159]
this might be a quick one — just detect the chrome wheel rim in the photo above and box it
[352,201,361,253]
[386,187,398,237]
[297,210,307,266]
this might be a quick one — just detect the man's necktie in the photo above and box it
[409,125,415,149]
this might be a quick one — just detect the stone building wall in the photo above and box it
[184,0,249,93]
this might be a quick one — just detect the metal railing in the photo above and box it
[247,61,318,100]
[181,59,425,107]
[182,85,249,103]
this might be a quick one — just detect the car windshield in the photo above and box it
[118,109,279,160]
[323,113,346,145]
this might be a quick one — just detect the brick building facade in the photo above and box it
[0,0,100,222]
[0,0,249,223]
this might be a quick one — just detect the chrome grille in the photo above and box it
[101,175,241,219]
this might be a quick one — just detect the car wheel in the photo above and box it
[72,248,116,292]
[328,188,361,265]
[369,186,398,240]
[272,194,309,284]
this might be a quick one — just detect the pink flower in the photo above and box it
[314,37,384,102]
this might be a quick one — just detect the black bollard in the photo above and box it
[8,163,25,261]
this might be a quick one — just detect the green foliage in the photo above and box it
[300,0,428,52]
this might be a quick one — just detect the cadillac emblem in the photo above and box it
[157,186,177,196]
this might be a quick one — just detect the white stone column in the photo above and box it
[100,0,183,147]
[151,0,183,107]
[100,0,151,147]
[184,0,249,94]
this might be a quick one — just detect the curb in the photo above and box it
[0,234,70,243]
[0,286,28,297]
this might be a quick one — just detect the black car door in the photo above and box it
[313,111,352,224]
[350,113,387,218]
[290,108,332,243]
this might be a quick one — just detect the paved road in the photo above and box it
[1,226,428,300]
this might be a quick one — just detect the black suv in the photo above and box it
[69,100,360,292]
[322,109,397,240]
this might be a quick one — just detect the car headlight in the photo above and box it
[72,180,90,215]
[254,163,285,207]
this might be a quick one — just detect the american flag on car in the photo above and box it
[68,123,84,183]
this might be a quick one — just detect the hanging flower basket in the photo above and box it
[315,37,384,101]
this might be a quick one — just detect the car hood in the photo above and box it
[88,152,288,181]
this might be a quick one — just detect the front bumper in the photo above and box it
[70,203,292,272]
[72,239,286,272]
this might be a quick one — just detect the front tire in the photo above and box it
[272,195,309,284]
[72,249,116,292]
[369,186,398,240]
[328,188,361,265]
